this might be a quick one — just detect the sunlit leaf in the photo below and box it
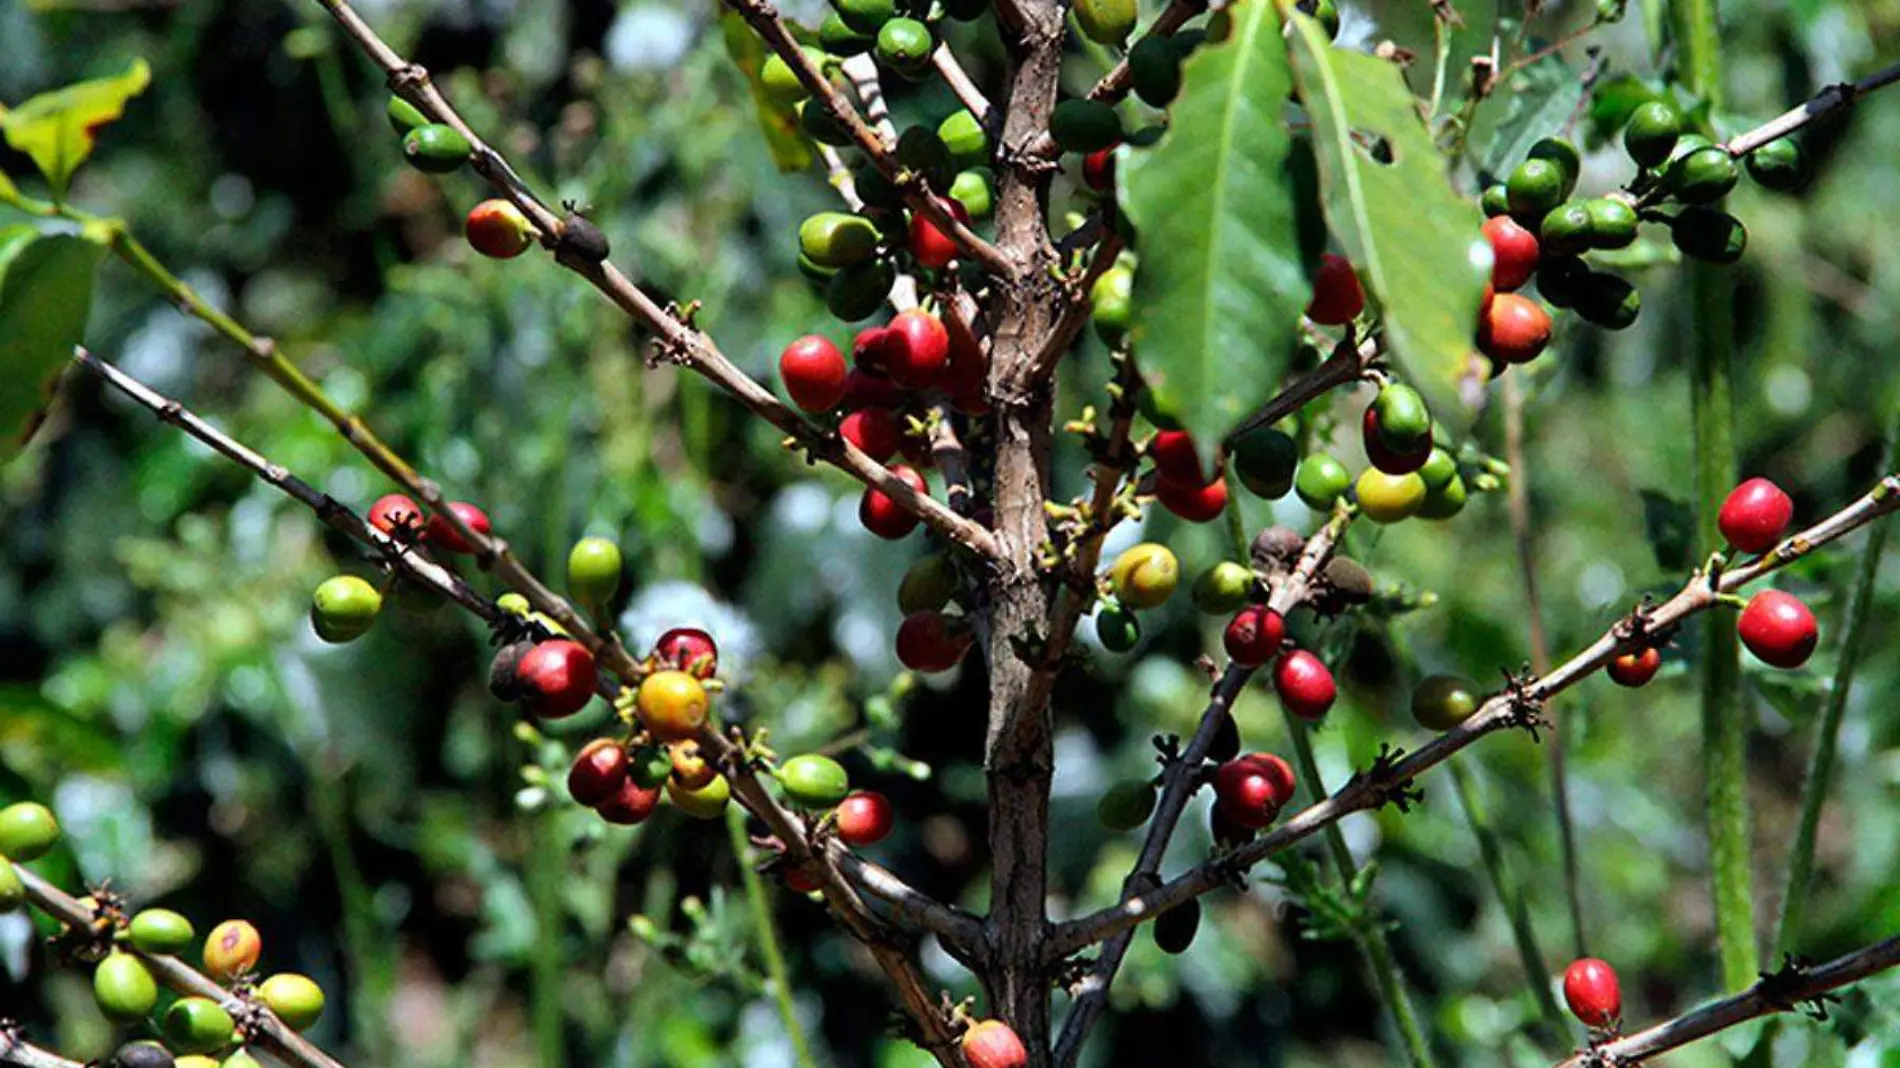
[0,231,107,462]
[718,16,814,174]
[1,60,151,199]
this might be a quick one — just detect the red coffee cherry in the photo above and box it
[942,325,990,414]
[783,866,821,893]
[779,335,850,413]
[909,198,971,270]
[1718,477,1794,554]
[595,776,662,825]
[1082,146,1117,191]
[835,790,895,847]
[518,639,599,718]
[884,309,951,390]
[1156,474,1229,524]
[1213,752,1296,829]
[368,493,423,536]
[1738,589,1819,668]
[1222,605,1286,667]
[860,465,929,539]
[895,610,972,672]
[1306,253,1365,326]
[568,738,629,806]
[1562,957,1622,1028]
[960,1019,1029,1068]
[1606,646,1661,688]
[1478,293,1552,365]
[464,198,535,259]
[841,407,903,462]
[654,626,719,679]
[1274,649,1336,720]
[1209,802,1254,848]
[1149,429,1204,485]
[852,326,891,373]
[1481,214,1540,291]
[842,367,905,410]
[424,501,492,554]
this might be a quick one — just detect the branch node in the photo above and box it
[1350,743,1426,813]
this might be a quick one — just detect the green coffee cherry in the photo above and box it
[630,745,674,789]
[1191,562,1255,615]
[1506,158,1567,219]
[1668,132,1714,162]
[1419,472,1467,518]
[311,574,382,644]
[1090,265,1134,345]
[1667,146,1740,203]
[1417,447,1458,493]
[0,861,23,912]
[760,48,824,105]
[1231,426,1298,499]
[949,169,993,219]
[257,973,326,1032]
[1480,184,1511,217]
[1371,384,1432,452]
[1575,272,1641,330]
[895,126,954,191]
[127,908,196,954]
[0,802,60,861]
[875,17,934,76]
[670,774,732,819]
[401,124,472,174]
[938,110,989,169]
[1745,137,1807,192]
[799,212,883,269]
[94,951,160,1021]
[778,754,851,808]
[1670,206,1748,264]
[1623,100,1681,168]
[898,554,959,614]
[1527,137,1581,194]
[819,13,876,55]
[385,96,428,134]
[1295,453,1352,511]
[1096,604,1141,652]
[1538,202,1594,258]
[1097,780,1157,831]
[1050,99,1123,154]
[852,160,905,211]
[566,537,623,608]
[1129,37,1184,108]
[825,259,896,322]
[1075,0,1137,46]
[163,997,236,1055]
[1583,197,1639,250]
[1535,256,1589,309]
[799,100,855,146]
[1412,674,1482,730]
[833,0,895,33]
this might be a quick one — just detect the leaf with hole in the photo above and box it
[1,60,151,198]
[0,232,107,462]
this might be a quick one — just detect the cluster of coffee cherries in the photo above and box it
[306,493,496,644]
[2,804,324,1068]
[1475,105,1808,371]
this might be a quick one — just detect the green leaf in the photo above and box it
[718,16,815,174]
[0,232,107,462]
[1120,0,1309,453]
[1,59,152,199]
[1471,53,1585,181]
[1285,13,1492,431]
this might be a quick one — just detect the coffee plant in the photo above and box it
[2,0,1899,1066]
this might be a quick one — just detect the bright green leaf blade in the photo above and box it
[1285,14,1492,430]
[718,15,815,174]
[1121,0,1309,452]
[0,232,107,461]
[1,59,152,197]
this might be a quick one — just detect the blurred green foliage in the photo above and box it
[4,0,1900,1065]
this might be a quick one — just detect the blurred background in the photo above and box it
[3,0,1900,1064]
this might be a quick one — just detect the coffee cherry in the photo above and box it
[1232,426,1298,499]
[1738,589,1819,669]
[1480,184,1511,217]
[1575,271,1641,331]
[841,407,902,463]
[1411,674,1482,730]
[487,640,531,702]
[950,169,994,219]
[94,950,160,1021]
[401,123,472,174]
[801,212,884,269]
[567,739,630,807]
[1296,453,1352,511]
[1075,0,1136,45]
[1562,957,1622,1028]
[107,1041,175,1068]
[1582,197,1640,250]
[909,199,971,271]
[1095,604,1141,652]
[1478,292,1552,365]
[1363,403,1432,477]
[1274,650,1336,720]
[1209,802,1255,848]
[1152,898,1202,954]
[938,110,988,169]
[1355,468,1427,523]
[1192,562,1255,615]
[1624,100,1681,168]
[1050,99,1124,154]
[424,501,492,554]
[875,17,934,75]
[779,335,850,413]
[896,610,973,673]
[127,908,195,954]
[556,212,610,263]
[897,554,957,615]
[1091,266,1134,345]
[1667,146,1740,203]
[203,919,262,981]
[1110,543,1180,609]
[1081,146,1117,192]
[661,740,713,790]
[1719,477,1794,553]
[1607,646,1661,687]
[597,776,663,825]
[1483,215,1540,291]
[465,199,534,259]
[1535,255,1589,309]
[1745,137,1807,192]
[651,627,717,680]
[308,575,382,644]
[637,670,711,741]
[836,790,895,846]
[1370,383,1433,448]
[1527,136,1581,190]
[519,640,599,718]
[625,745,673,789]
[385,95,428,133]
[1149,429,1205,484]
[562,537,623,612]
[1097,780,1157,831]
[779,754,852,808]
[759,48,820,104]
[1506,158,1567,219]
[163,997,236,1055]
[1223,605,1287,667]
[1251,526,1306,572]
[834,0,895,33]
[860,465,929,539]
[1129,35,1185,107]
[1214,752,1296,828]
[1157,474,1229,523]
[367,493,423,536]
[1671,206,1748,264]
[885,309,951,388]
[257,973,325,1032]
[960,1019,1029,1068]
[1306,253,1365,325]
[667,774,732,820]
[782,866,822,894]
[1538,202,1594,258]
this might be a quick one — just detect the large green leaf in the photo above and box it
[1471,52,1585,182]
[1285,13,1492,430]
[0,59,151,198]
[718,16,815,174]
[1120,0,1310,453]
[0,231,106,462]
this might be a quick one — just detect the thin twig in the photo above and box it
[1723,61,1900,157]
[0,1033,84,1068]
[932,45,995,127]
